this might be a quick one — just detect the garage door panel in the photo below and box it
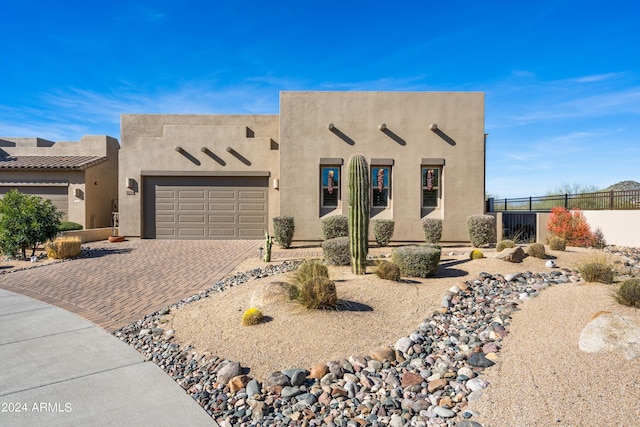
[146,177,267,239]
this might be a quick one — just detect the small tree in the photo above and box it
[546,207,595,247]
[0,190,62,257]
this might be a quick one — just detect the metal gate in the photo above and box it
[502,212,536,243]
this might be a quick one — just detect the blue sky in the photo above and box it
[1,0,638,198]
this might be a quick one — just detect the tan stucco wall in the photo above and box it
[582,210,640,247]
[0,136,119,229]
[279,92,486,241]
[119,114,280,237]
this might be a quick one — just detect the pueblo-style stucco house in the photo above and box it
[119,91,486,242]
[0,136,119,229]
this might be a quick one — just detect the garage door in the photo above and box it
[0,185,69,220]
[143,176,268,239]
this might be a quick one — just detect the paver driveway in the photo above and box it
[0,239,263,331]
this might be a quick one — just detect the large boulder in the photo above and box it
[578,312,640,360]
[494,246,526,263]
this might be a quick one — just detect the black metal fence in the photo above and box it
[487,189,640,212]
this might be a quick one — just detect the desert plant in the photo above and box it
[272,216,295,249]
[592,227,607,249]
[548,236,567,251]
[615,278,640,308]
[322,236,351,266]
[58,221,83,232]
[293,259,329,287]
[469,249,484,260]
[45,236,82,259]
[296,276,338,309]
[375,260,401,281]
[496,239,515,252]
[466,214,495,248]
[241,307,264,326]
[578,255,615,283]
[0,190,62,258]
[321,215,349,240]
[422,218,443,244]
[546,207,596,247]
[348,154,370,274]
[372,219,394,247]
[391,245,441,278]
[527,243,546,259]
[262,230,274,262]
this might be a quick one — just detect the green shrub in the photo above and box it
[293,259,329,287]
[579,262,614,284]
[467,215,495,247]
[375,260,401,281]
[469,249,484,260]
[58,221,83,232]
[615,279,640,308]
[593,227,607,249]
[373,219,395,247]
[422,218,443,244]
[548,236,567,251]
[321,215,348,240]
[45,236,82,259]
[527,243,546,259]
[391,245,441,278]
[241,307,264,326]
[296,277,338,309]
[321,236,351,266]
[496,239,515,252]
[273,216,295,249]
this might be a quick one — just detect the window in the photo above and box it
[371,166,390,207]
[422,167,441,208]
[321,166,340,207]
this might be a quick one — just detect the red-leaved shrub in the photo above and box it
[546,207,596,247]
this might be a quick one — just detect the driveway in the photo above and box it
[0,239,263,331]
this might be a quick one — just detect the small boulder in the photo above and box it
[371,347,396,362]
[494,246,526,263]
[216,361,242,385]
[578,312,640,360]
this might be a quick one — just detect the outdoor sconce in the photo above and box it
[126,178,135,189]
[273,178,280,189]
[175,146,185,153]
[429,123,438,131]
[327,123,335,130]
[74,188,83,199]
[379,123,387,131]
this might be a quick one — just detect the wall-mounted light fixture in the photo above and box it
[175,146,185,153]
[273,178,280,189]
[429,123,438,131]
[126,178,135,189]
[327,123,335,130]
[378,123,387,131]
[74,188,83,199]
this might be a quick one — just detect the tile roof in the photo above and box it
[0,155,107,170]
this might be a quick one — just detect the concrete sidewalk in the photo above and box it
[0,289,216,427]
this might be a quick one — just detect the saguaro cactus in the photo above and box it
[348,154,370,274]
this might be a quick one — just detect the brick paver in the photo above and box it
[0,239,263,332]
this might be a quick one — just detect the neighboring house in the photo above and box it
[119,91,486,242]
[0,135,120,229]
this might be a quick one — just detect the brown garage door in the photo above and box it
[143,176,268,239]
[0,185,69,220]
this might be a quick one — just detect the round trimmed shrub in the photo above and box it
[548,236,567,251]
[467,215,495,247]
[496,239,515,252]
[422,218,443,244]
[321,236,350,266]
[376,260,401,281]
[321,215,348,240]
[241,307,264,326]
[273,216,295,249]
[391,245,441,278]
[527,243,546,259]
[58,221,83,232]
[298,277,338,309]
[615,279,640,308]
[373,219,395,247]
[469,249,484,260]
